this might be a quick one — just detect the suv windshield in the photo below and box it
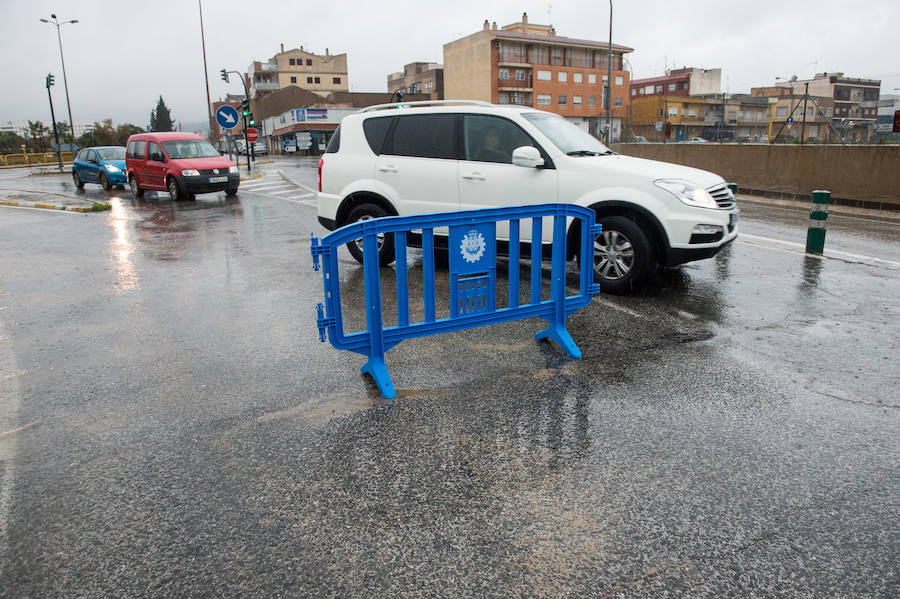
[96,147,125,161]
[161,140,220,159]
[522,112,611,155]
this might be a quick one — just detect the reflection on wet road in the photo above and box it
[0,168,898,597]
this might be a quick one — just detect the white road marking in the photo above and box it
[239,183,295,192]
[738,233,900,268]
[277,170,317,193]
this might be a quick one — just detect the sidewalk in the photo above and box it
[0,187,110,212]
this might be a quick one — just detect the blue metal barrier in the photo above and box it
[311,204,601,399]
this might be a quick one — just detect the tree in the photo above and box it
[116,123,145,146]
[149,96,174,132]
[0,132,27,154]
[27,121,49,152]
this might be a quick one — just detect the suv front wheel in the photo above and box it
[345,203,395,266]
[582,215,654,294]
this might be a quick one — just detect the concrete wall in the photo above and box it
[611,143,900,206]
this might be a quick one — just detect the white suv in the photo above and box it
[317,100,738,293]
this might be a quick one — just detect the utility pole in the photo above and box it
[45,74,63,172]
[198,0,214,142]
[222,68,252,173]
[800,82,809,144]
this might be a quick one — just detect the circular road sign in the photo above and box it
[215,105,239,129]
[246,128,259,143]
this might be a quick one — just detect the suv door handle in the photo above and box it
[462,173,485,181]
[378,166,398,173]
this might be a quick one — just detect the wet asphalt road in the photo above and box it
[1,158,898,597]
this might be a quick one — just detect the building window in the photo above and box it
[314,77,320,84]
[307,77,313,84]
[602,75,608,83]
[574,73,583,83]
[289,58,296,65]
[588,73,597,84]
[668,83,676,91]
[537,70,551,81]
[616,76,623,86]
[776,107,787,116]
[615,97,623,107]
[558,72,567,82]
[515,69,526,81]
[510,93,526,105]
[306,59,312,66]
[558,95,567,105]
[537,94,551,105]
[689,108,697,117]
[631,89,636,96]
[645,85,654,94]
[573,96,582,105]
[499,68,509,80]
[655,85,663,93]
[551,47,564,65]
[290,76,297,83]
[668,106,678,116]
[499,93,509,104]
[589,96,596,106]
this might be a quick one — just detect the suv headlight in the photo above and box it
[655,179,718,208]
[229,166,239,173]
[181,169,200,176]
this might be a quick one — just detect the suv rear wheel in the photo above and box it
[345,203,395,266]
[582,215,654,294]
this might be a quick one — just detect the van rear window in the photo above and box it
[362,117,394,154]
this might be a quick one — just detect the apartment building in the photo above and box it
[751,72,880,142]
[387,62,444,100]
[443,13,633,140]
[630,67,721,99]
[247,44,349,100]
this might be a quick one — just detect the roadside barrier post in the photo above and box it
[806,190,830,254]
[311,204,601,399]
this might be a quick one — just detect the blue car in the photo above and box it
[72,146,127,191]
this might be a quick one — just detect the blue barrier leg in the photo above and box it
[360,222,396,398]
[535,212,582,358]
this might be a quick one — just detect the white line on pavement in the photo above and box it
[738,233,900,268]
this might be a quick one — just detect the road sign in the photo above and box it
[295,132,312,141]
[215,105,239,129]
[246,128,259,143]
[787,116,794,125]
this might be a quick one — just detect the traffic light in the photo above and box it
[248,114,255,126]
[46,73,55,88]
[220,68,228,82]
[240,98,250,116]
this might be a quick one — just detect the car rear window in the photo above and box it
[362,117,394,154]
[325,126,341,153]
[127,140,145,160]
[384,114,457,160]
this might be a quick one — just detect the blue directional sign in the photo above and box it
[215,105,239,129]
[787,116,794,125]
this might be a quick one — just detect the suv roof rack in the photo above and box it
[357,100,494,113]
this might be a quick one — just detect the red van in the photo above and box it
[125,132,239,201]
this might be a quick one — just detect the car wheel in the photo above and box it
[129,174,144,197]
[581,215,654,294]
[100,173,112,191]
[167,176,185,201]
[225,186,238,197]
[72,171,84,189]
[345,203,395,266]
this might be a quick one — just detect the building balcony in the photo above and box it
[497,60,531,68]
[261,62,277,71]
[254,82,279,90]
[498,79,532,90]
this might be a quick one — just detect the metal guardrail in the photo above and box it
[0,152,74,167]
[311,204,601,399]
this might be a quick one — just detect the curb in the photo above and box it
[0,200,107,213]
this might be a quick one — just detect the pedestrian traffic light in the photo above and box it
[220,68,228,82]
[46,73,55,88]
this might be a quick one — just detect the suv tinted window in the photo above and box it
[463,115,536,164]
[325,126,341,153]
[86,150,97,162]
[385,114,457,160]
[362,117,393,154]
[127,140,145,159]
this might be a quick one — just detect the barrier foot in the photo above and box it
[361,357,397,399]
[535,325,582,359]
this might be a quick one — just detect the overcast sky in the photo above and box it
[2,0,898,128]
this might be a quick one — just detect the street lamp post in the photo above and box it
[40,14,78,147]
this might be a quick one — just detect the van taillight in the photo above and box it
[317,158,323,192]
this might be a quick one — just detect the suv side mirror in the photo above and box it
[511,145,544,168]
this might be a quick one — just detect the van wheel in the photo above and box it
[167,176,185,201]
[72,171,84,189]
[581,215,654,294]
[225,186,238,197]
[100,173,112,191]
[345,203,395,266]
[129,174,144,197]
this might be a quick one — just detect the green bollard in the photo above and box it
[806,190,830,254]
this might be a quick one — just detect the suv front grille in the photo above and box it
[707,183,736,209]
